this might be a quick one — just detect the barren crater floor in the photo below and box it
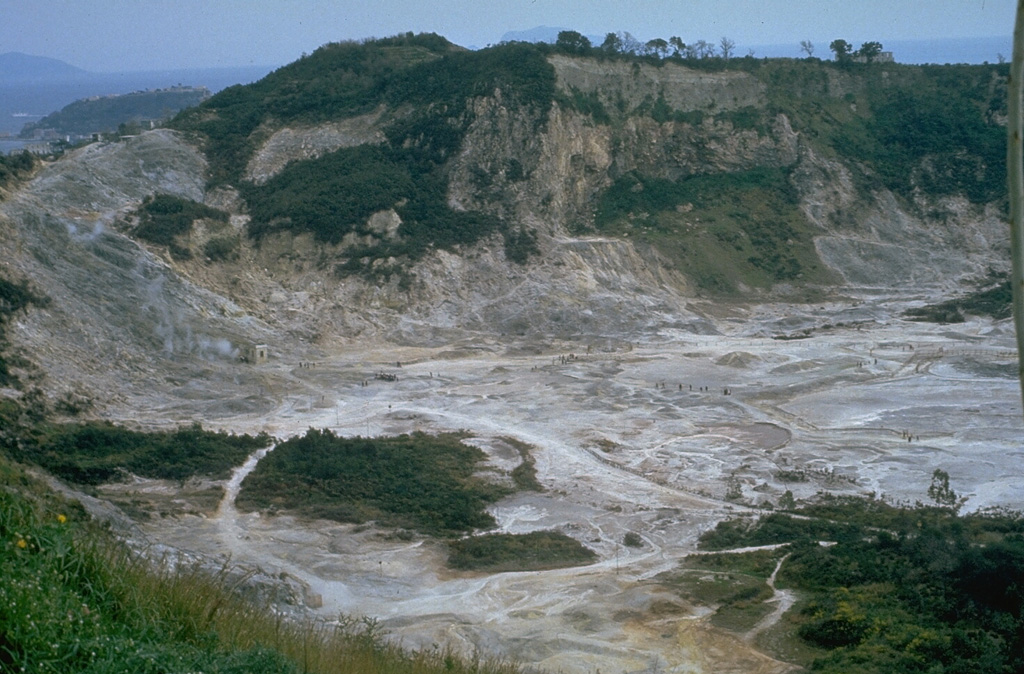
[125,306,1022,674]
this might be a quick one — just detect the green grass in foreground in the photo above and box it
[0,453,520,674]
[447,531,596,572]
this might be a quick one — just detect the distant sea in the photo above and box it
[0,65,274,138]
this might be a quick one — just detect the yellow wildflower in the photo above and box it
[16,538,27,549]
[57,514,67,524]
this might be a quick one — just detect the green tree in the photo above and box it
[829,39,852,61]
[695,39,715,59]
[556,30,591,55]
[857,41,883,62]
[600,32,622,53]
[618,32,642,55]
[645,38,669,58]
[669,36,686,57]
[800,39,814,57]
[928,469,959,508]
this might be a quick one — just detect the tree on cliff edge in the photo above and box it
[830,39,852,62]
[556,31,591,55]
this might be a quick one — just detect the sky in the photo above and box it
[0,0,1017,72]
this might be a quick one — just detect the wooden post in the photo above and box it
[1011,0,1024,412]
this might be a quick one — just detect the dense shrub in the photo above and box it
[0,276,48,387]
[697,497,1024,672]
[447,531,596,571]
[16,421,271,485]
[133,194,229,253]
[203,235,239,261]
[831,68,1007,203]
[244,144,414,244]
[237,429,510,536]
[904,279,1011,323]
[0,151,36,194]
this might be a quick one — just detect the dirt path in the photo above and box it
[747,554,795,643]
[214,444,276,556]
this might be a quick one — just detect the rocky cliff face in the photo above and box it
[0,54,1011,410]
[792,145,1006,289]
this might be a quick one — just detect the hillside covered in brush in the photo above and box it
[167,32,1007,296]
[21,86,210,138]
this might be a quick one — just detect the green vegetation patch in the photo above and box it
[237,429,511,536]
[829,66,1007,204]
[904,278,1011,323]
[20,87,209,138]
[446,530,596,572]
[243,144,415,243]
[698,512,863,551]
[501,436,544,492]
[0,151,36,195]
[591,167,833,293]
[688,494,1024,672]
[0,275,49,387]
[13,421,270,485]
[133,193,229,259]
[243,143,499,271]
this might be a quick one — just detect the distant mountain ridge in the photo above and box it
[0,52,90,83]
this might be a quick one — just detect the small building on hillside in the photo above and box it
[852,51,895,64]
[244,344,269,364]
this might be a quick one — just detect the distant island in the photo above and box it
[0,52,274,139]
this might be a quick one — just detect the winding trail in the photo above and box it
[214,444,276,559]
[747,553,795,643]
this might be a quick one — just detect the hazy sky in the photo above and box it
[0,0,1016,72]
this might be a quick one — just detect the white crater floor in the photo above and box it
[131,307,1023,674]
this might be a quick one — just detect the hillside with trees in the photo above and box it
[169,32,1007,300]
[20,86,210,138]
